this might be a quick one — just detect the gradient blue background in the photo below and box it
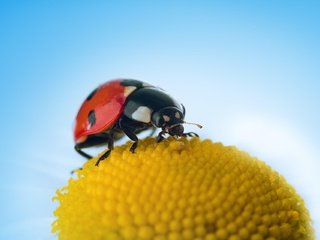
[1,1,319,239]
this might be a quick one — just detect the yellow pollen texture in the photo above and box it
[52,137,314,240]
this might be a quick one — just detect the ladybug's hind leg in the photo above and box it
[74,133,114,165]
[72,144,94,174]
[75,145,93,159]
[74,134,112,160]
[95,133,114,166]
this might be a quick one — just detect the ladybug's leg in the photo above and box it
[119,119,139,153]
[157,130,166,142]
[149,126,157,137]
[182,132,199,137]
[122,127,139,153]
[72,145,92,174]
[74,134,113,161]
[71,167,83,175]
[74,145,93,159]
[95,133,114,166]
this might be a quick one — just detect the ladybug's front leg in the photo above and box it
[182,132,199,138]
[157,130,166,142]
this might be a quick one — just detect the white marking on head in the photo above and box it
[132,106,152,123]
[124,86,137,97]
[163,115,170,122]
[175,112,181,119]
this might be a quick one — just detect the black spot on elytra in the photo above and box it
[86,87,98,101]
[88,110,96,126]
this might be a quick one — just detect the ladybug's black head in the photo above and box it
[151,107,185,136]
[167,124,184,136]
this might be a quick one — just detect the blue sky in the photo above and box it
[0,1,319,239]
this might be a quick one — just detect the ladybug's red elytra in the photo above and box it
[74,79,202,165]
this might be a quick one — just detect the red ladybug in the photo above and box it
[74,79,202,165]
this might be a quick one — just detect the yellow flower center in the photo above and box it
[52,137,314,240]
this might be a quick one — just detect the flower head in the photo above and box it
[52,137,314,239]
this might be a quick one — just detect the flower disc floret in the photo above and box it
[52,137,314,239]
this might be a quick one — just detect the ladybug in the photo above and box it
[74,79,202,165]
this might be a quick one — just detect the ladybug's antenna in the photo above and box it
[183,121,203,129]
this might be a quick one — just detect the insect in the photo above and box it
[73,79,202,165]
